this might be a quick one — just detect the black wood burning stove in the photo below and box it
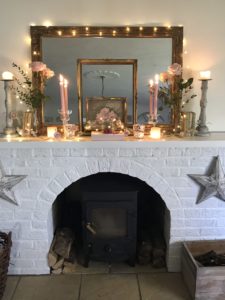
[82,191,138,267]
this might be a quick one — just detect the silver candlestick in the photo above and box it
[196,78,211,136]
[1,78,18,137]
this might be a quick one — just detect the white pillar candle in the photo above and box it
[2,71,13,80]
[199,71,211,80]
[47,126,57,138]
[150,126,161,139]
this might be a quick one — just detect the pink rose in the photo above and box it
[159,72,171,82]
[43,68,54,79]
[29,61,46,72]
[168,63,182,76]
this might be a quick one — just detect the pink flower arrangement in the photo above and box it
[159,72,172,83]
[96,107,118,123]
[42,68,55,79]
[159,63,196,130]
[167,63,182,76]
[29,61,46,72]
[29,61,54,79]
[12,61,54,109]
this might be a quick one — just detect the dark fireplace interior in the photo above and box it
[51,173,168,271]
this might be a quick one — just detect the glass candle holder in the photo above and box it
[58,109,72,138]
[64,124,79,138]
[133,124,145,139]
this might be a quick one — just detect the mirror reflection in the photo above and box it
[42,37,172,125]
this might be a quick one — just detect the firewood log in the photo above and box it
[48,251,58,268]
[52,257,64,270]
[53,228,74,259]
[48,234,58,267]
[52,267,63,275]
[137,240,152,265]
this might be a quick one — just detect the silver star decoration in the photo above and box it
[189,156,225,204]
[0,163,27,205]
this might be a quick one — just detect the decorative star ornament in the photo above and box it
[0,163,27,205]
[189,156,225,204]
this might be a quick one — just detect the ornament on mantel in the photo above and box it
[188,156,225,204]
[0,163,27,205]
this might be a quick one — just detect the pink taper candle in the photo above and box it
[63,79,68,113]
[153,74,159,120]
[149,79,154,118]
[59,74,66,113]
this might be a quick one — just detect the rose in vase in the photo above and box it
[159,63,197,131]
[12,61,54,110]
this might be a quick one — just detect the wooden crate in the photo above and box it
[182,240,225,300]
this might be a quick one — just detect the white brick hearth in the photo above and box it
[1,135,225,275]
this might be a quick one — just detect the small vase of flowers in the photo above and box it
[159,63,197,133]
[12,61,54,135]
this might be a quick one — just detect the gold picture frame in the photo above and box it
[85,96,127,132]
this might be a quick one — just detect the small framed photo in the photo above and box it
[86,97,127,125]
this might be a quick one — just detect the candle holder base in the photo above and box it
[195,125,210,136]
[3,127,18,138]
[58,110,72,139]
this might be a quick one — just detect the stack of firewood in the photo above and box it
[48,228,77,274]
[137,228,166,268]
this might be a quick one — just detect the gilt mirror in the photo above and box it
[31,26,183,130]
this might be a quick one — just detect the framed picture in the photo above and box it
[86,97,127,125]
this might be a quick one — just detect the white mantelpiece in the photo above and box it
[1,134,225,275]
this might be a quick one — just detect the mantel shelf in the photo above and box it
[0,132,225,148]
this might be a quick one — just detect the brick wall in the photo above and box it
[0,141,225,274]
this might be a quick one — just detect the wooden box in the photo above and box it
[182,240,225,300]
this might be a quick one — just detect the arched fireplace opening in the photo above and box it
[49,172,170,273]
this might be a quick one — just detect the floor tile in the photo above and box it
[12,275,81,300]
[66,261,165,275]
[80,274,140,300]
[2,276,19,300]
[138,273,191,300]
[111,263,166,274]
[73,261,109,274]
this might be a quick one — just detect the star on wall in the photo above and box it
[0,164,27,205]
[189,156,225,204]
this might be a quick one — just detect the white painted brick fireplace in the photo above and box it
[1,136,225,275]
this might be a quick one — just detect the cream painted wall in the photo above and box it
[0,0,225,131]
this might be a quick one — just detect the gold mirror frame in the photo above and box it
[30,25,183,132]
[77,58,137,131]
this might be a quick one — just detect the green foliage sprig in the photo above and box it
[11,62,52,110]
[158,63,197,112]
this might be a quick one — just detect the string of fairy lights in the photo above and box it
[22,23,188,117]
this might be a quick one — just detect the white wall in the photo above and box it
[0,0,225,131]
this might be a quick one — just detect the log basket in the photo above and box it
[0,232,12,300]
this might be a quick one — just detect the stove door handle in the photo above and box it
[86,223,97,235]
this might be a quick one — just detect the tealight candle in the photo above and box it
[47,126,57,138]
[150,127,161,139]
[2,71,13,80]
[199,71,211,80]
